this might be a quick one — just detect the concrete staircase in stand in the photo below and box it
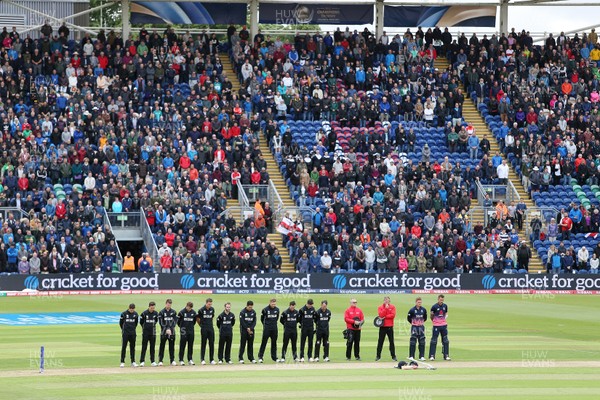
[261,144,297,273]
[462,103,544,273]
[219,55,241,94]
[436,57,543,272]
[220,53,296,273]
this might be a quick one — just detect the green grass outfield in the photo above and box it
[1,293,599,400]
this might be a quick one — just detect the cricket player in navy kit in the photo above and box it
[177,302,197,365]
[407,297,428,361]
[313,300,331,362]
[139,301,159,367]
[258,298,280,363]
[298,299,316,362]
[119,303,139,368]
[217,302,236,364]
[280,301,300,362]
[197,298,216,365]
[238,300,257,364]
[158,299,177,366]
[429,295,451,361]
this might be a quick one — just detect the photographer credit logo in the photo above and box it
[521,350,555,367]
[180,275,195,290]
[482,275,496,290]
[30,348,63,369]
[398,387,432,400]
[24,276,39,290]
[276,5,314,25]
[153,386,184,400]
[332,275,347,290]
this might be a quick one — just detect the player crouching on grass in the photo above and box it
[394,360,419,370]
[394,360,436,370]
[119,303,139,368]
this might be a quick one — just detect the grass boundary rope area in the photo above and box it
[2,293,599,399]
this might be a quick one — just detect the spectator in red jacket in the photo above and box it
[344,299,364,361]
[17,176,29,192]
[164,228,176,248]
[250,169,261,184]
[55,200,67,220]
[376,296,397,361]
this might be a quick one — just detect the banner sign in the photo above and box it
[259,3,374,25]
[2,273,600,295]
[131,2,247,25]
[384,6,496,28]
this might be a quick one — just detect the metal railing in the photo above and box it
[0,207,28,221]
[106,212,142,229]
[237,180,250,208]
[476,180,520,205]
[268,179,285,215]
[140,208,160,272]
[218,205,255,221]
[241,184,269,203]
[507,181,521,203]
[101,208,124,272]
[467,205,492,230]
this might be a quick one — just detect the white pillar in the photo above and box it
[122,0,131,41]
[375,0,384,40]
[498,0,509,36]
[250,0,259,44]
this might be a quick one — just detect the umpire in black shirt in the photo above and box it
[197,298,216,365]
[280,301,300,362]
[258,298,280,363]
[158,299,177,366]
[139,301,158,367]
[217,302,236,364]
[238,300,257,363]
[178,301,197,365]
[119,303,138,368]
[298,299,316,362]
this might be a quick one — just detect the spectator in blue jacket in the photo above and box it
[468,134,479,159]
[569,205,583,232]
[7,244,19,272]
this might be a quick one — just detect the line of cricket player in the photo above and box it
[118,295,450,367]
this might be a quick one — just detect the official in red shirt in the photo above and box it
[375,296,397,361]
[344,299,364,361]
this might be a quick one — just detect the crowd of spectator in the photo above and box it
[226,25,550,273]
[0,22,285,274]
[467,28,600,231]
[459,27,600,271]
[3,21,598,275]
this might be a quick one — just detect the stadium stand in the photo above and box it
[1,23,598,274]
